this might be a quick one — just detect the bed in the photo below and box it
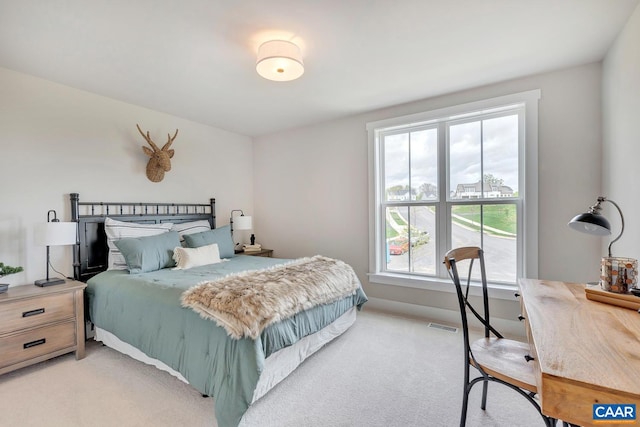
[70,193,367,427]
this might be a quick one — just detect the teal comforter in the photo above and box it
[86,255,368,427]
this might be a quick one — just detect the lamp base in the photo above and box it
[34,278,66,287]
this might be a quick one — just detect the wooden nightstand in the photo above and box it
[241,248,274,257]
[0,280,86,375]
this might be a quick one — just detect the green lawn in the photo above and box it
[386,223,398,239]
[386,210,406,239]
[390,211,407,226]
[386,204,515,238]
[452,204,516,234]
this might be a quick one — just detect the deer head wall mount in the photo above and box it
[136,124,178,183]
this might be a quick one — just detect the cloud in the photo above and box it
[449,115,518,190]
[383,113,519,192]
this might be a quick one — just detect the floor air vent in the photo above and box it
[427,322,458,333]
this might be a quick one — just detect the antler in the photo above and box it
[136,123,160,151]
[162,129,179,151]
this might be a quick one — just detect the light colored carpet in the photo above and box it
[0,310,545,427]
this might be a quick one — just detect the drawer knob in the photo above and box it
[518,314,526,321]
[22,308,45,317]
[514,292,520,298]
[524,354,535,362]
[24,338,46,349]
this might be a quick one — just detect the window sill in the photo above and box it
[367,272,519,301]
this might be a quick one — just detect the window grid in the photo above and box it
[377,107,523,284]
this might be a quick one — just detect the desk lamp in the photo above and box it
[568,196,637,293]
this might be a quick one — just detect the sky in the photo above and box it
[384,112,519,198]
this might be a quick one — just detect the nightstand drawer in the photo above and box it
[0,292,74,335]
[0,321,76,369]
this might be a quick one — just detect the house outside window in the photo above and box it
[367,91,540,291]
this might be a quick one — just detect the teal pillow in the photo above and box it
[183,225,235,258]
[114,231,181,274]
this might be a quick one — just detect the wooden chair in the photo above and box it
[443,246,557,427]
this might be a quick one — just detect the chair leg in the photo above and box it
[460,384,470,427]
[460,362,471,427]
[480,379,488,410]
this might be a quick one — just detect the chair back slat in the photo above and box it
[443,246,482,268]
[444,246,503,340]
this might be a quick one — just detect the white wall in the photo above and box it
[603,4,640,261]
[0,67,253,286]
[254,62,603,322]
[1,33,625,325]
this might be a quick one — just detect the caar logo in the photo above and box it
[593,404,636,424]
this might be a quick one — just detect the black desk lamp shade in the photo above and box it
[568,196,623,258]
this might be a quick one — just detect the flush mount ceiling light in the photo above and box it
[256,40,304,82]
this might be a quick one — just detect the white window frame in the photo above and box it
[367,90,540,300]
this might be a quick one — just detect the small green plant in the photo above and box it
[0,262,23,277]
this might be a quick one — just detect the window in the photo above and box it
[368,91,539,289]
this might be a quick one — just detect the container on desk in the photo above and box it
[600,256,638,293]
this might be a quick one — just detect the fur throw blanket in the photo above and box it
[180,255,361,339]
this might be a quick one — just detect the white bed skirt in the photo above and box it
[94,306,357,404]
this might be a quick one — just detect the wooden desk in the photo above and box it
[519,279,640,426]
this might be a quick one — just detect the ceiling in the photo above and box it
[0,0,638,137]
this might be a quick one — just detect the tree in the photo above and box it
[419,182,437,194]
[386,185,411,198]
[483,173,504,186]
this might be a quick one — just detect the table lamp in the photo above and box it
[34,210,77,287]
[230,209,253,234]
[230,209,253,253]
[568,196,637,293]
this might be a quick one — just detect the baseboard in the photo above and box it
[364,297,525,339]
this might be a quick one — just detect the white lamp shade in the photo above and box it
[256,40,304,82]
[234,215,253,231]
[35,222,77,246]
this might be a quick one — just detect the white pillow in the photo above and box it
[173,243,222,270]
[170,220,212,244]
[104,217,174,270]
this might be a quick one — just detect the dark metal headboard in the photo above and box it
[70,193,216,282]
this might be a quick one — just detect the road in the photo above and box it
[387,208,516,283]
